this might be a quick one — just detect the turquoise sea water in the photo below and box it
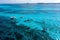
[0,3,60,40]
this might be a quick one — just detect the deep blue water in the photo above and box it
[0,3,60,40]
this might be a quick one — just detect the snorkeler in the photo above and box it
[10,16,17,25]
[10,16,16,20]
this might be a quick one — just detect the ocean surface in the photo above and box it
[0,3,60,40]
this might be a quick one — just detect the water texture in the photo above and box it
[0,3,60,40]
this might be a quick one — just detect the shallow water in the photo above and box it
[0,3,60,40]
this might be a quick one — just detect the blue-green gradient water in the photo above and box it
[0,3,60,40]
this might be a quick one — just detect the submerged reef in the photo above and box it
[0,16,54,40]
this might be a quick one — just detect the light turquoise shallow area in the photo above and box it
[0,3,60,40]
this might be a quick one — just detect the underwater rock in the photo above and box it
[14,32,27,40]
[0,16,54,40]
[20,16,23,18]
[24,19,33,22]
[4,37,15,40]
[24,20,30,22]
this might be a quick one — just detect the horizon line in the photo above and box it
[0,3,60,4]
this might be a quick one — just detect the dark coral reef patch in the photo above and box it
[0,16,54,40]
